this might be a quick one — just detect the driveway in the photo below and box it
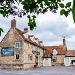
[0,66,75,75]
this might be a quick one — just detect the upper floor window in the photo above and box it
[28,44,32,48]
[28,54,32,61]
[15,42,20,48]
[36,48,40,53]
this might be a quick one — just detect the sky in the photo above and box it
[0,0,75,50]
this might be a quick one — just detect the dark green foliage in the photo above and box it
[65,2,71,8]
[0,28,4,36]
[60,9,68,17]
[72,0,75,22]
[59,3,64,8]
[60,9,65,15]
[27,15,36,30]
[0,0,74,35]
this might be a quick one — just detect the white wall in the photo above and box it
[43,58,51,66]
[64,57,75,66]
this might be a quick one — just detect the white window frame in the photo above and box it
[15,42,21,49]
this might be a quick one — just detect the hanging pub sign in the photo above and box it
[1,47,14,56]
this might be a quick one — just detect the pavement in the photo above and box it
[0,66,75,75]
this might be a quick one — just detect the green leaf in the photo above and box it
[60,9,65,15]
[59,3,64,8]
[27,15,30,18]
[72,0,75,22]
[65,2,71,8]
[27,15,36,30]
[64,11,68,17]
[0,28,4,36]
[72,7,75,22]
[60,9,68,17]
[32,15,36,18]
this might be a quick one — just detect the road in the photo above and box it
[0,66,75,75]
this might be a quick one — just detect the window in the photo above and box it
[36,48,39,52]
[16,54,19,59]
[28,55,32,61]
[15,42,20,48]
[28,44,32,48]
[52,57,57,62]
[53,59,56,62]
[46,58,48,60]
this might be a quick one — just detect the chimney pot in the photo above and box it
[11,19,16,28]
[24,28,28,33]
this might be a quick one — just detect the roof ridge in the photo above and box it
[15,28,44,49]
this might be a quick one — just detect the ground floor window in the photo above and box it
[52,57,57,62]
[16,54,19,59]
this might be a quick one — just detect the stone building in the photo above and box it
[64,50,75,66]
[43,37,67,66]
[43,37,75,66]
[0,19,44,70]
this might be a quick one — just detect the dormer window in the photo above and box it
[52,49,58,56]
[15,42,20,48]
[28,44,32,48]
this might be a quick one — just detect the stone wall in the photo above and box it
[52,55,65,66]
[0,27,43,70]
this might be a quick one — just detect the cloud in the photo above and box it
[0,11,75,50]
[67,35,75,50]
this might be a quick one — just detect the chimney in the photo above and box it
[63,36,67,51]
[63,36,66,46]
[11,18,16,28]
[24,28,28,33]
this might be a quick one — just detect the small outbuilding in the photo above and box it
[43,50,51,66]
[64,50,75,66]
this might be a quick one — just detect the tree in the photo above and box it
[0,0,75,35]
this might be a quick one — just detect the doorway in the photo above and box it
[71,60,75,65]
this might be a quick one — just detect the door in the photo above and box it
[71,60,75,65]
[35,56,38,66]
[43,58,49,66]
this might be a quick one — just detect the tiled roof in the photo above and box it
[65,50,75,57]
[45,46,66,55]
[43,45,66,58]
[16,28,44,49]
[43,50,51,58]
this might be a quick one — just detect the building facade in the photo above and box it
[43,45,65,66]
[64,50,75,66]
[43,37,75,66]
[0,19,44,70]
[0,19,75,69]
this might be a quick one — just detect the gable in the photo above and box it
[45,46,66,55]
[0,28,24,47]
[52,49,58,56]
